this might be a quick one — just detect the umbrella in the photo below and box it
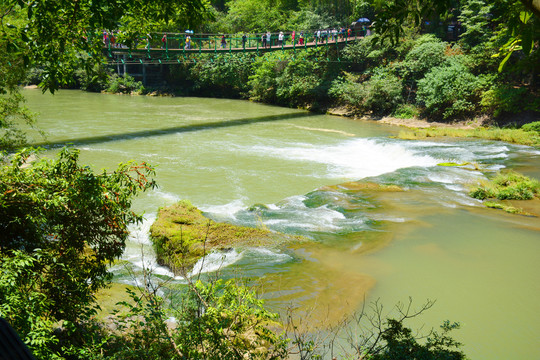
[185,30,194,34]
[356,18,370,23]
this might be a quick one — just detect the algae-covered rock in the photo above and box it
[150,200,301,274]
[322,181,404,193]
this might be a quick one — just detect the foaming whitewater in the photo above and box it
[250,138,440,180]
[189,248,293,277]
[189,250,244,276]
[117,215,178,280]
[200,198,248,222]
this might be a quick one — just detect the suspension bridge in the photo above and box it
[104,31,365,85]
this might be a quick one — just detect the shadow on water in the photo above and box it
[32,111,317,149]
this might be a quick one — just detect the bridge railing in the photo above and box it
[103,30,362,55]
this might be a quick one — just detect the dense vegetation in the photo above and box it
[1,0,538,358]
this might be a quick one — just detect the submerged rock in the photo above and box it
[150,200,303,274]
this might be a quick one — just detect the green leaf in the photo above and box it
[519,11,532,24]
[498,51,513,73]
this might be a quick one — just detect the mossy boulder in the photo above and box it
[150,200,302,274]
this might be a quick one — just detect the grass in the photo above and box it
[398,127,540,147]
[149,200,304,273]
[483,201,525,215]
[469,171,540,214]
[469,170,540,201]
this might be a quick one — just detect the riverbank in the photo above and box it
[342,113,540,147]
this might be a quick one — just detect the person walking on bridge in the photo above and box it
[266,32,271,48]
[161,33,167,49]
[220,34,226,48]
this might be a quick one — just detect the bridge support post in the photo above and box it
[142,62,147,86]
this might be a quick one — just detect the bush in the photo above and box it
[399,34,447,81]
[106,74,145,94]
[481,85,540,117]
[342,35,399,71]
[469,170,540,201]
[522,121,540,133]
[75,65,110,92]
[248,51,286,103]
[393,104,420,119]
[190,54,252,97]
[275,48,337,107]
[417,56,486,120]
[330,68,403,114]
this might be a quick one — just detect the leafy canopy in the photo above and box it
[0,147,156,324]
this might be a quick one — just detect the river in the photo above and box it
[22,89,540,359]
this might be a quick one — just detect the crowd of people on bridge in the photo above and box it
[101,23,372,51]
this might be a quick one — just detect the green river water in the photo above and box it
[22,89,540,359]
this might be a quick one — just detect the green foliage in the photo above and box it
[373,320,465,360]
[0,0,211,93]
[0,91,38,152]
[225,0,284,32]
[417,57,487,120]
[248,52,289,103]
[393,103,420,119]
[399,34,447,81]
[106,74,146,95]
[481,85,540,116]
[107,288,177,360]
[275,48,337,107]
[458,0,494,50]
[484,201,522,214]
[190,54,253,97]
[330,68,403,114]
[287,9,340,31]
[173,279,288,359]
[0,148,156,326]
[0,251,60,359]
[522,121,540,132]
[342,35,402,71]
[104,277,288,360]
[75,64,111,93]
[469,170,540,200]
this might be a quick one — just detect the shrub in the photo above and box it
[399,35,447,81]
[74,64,111,92]
[330,68,403,114]
[469,186,495,200]
[341,34,411,73]
[417,56,486,120]
[469,170,540,201]
[190,54,252,97]
[481,85,540,117]
[393,104,420,119]
[522,121,540,133]
[248,51,286,103]
[106,74,145,94]
[275,48,336,107]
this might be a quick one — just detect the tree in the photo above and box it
[0,0,211,94]
[0,148,156,329]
